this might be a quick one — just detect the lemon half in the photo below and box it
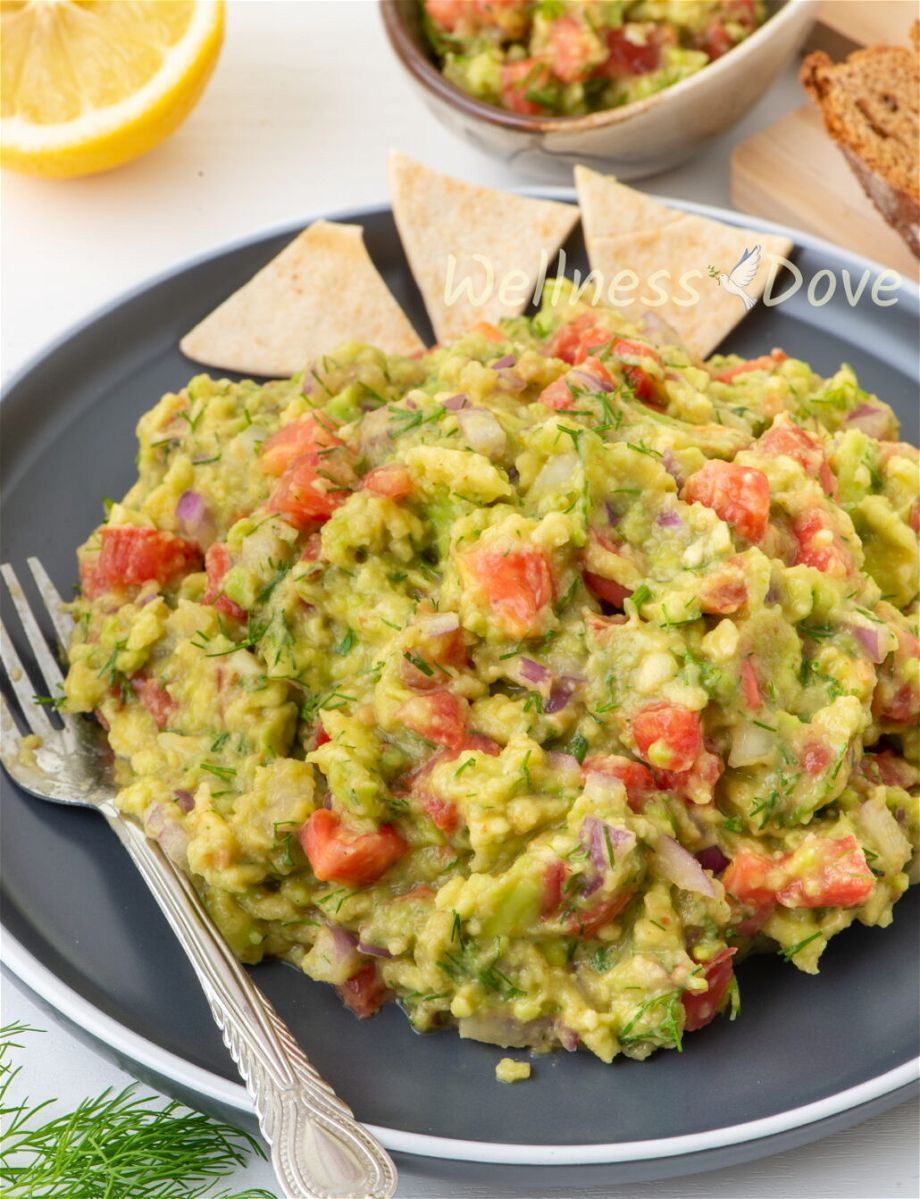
[1,0,224,178]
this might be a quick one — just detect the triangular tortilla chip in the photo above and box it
[588,217,793,357]
[389,151,579,343]
[575,165,684,255]
[180,220,424,377]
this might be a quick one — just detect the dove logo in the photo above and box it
[707,246,762,311]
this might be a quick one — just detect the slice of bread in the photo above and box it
[801,23,919,259]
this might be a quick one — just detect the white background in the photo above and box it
[2,2,918,1196]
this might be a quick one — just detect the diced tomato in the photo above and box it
[426,0,526,34]
[500,58,553,116]
[546,315,600,364]
[402,627,468,690]
[260,414,343,477]
[860,750,915,789]
[632,703,702,773]
[267,451,354,528]
[626,366,662,408]
[336,964,390,1019]
[81,526,201,598]
[655,749,723,806]
[202,543,247,621]
[300,809,407,886]
[582,529,632,608]
[472,321,505,342]
[583,753,656,811]
[757,413,835,496]
[723,835,874,910]
[314,724,331,748]
[740,657,763,710]
[572,890,633,937]
[573,330,615,364]
[423,795,460,835]
[698,560,748,614]
[399,689,468,752]
[713,349,787,383]
[910,501,920,534]
[612,338,660,363]
[701,20,734,59]
[682,460,770,543]
[363,464,413,499]
[874,624,920,725]
[131,677,175,728]
[792,510,853,577]
[538,375,576,410]
[682,947,736,1032]
[584,572,632,607]
[800,741,832,776]
[541,859,567,916]
[547,16,598,83]
[463,547,553,637]
[602,26,661,75]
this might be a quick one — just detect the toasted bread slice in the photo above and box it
[801,24,919,258]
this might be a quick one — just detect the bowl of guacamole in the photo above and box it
[63,278,919,1066]
[381,0,818,178]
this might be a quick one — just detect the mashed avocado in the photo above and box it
[64,280,919,1064]
[423,0,766,117]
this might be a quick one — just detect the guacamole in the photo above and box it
[63,280,919,1063]
[422,0,766,117]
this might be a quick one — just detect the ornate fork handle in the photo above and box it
[103,801,397,1199]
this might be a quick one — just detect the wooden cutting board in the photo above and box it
[730,104,918,278]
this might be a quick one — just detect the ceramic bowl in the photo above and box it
[380,0,818,180]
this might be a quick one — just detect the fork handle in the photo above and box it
[101,801,397,1199]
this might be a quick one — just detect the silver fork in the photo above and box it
[0,558,397,1199]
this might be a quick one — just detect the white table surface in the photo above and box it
[2,3,917,1197]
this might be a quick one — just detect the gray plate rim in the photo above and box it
[2,191,918,1167]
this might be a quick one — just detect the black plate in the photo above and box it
[2,197,918,1183]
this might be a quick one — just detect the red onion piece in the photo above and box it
[547,751,580,774]
[519,657,550,684]
[657,510,684,529]
[442,393,470,410]
[176,490,215,548]
[328,925,359,959]
[555,1022,579,1052]
[421,613,460,637]
[845,403,890,439]
[583,817,635,873]
[656,835,715,895]
[491,355,517,369]
[544,675,580,714]
[852,623,885,663]
[695,844,729,875]
[568,369,613,394]
[662,450,684,487]
[173,789,195,813]
[357,941,393,959]
[497,368,527,392]
[605,501,621,527]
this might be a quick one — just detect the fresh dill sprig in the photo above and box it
[0,1023,276,1198]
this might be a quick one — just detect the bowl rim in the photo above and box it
[380,0,816,134]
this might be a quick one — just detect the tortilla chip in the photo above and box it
[180,220,424,377]
[575,165,682,254]
[389,151,579,343]
[586,217,793,358]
